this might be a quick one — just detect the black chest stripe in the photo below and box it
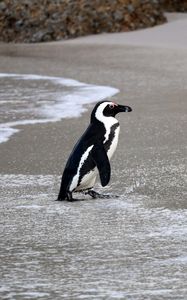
[77,123,119,187]
[104,123,119,153]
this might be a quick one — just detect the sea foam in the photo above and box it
[0,73,119,143]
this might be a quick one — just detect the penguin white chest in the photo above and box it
[69,145,94,191]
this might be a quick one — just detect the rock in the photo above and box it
[30,30,51,43]
[160,0,187,12]
[0,2,7,11]
[113,10,124,21]
[0,0,167,43]
[127,5,134,13]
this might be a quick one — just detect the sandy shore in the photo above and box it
[0,13,187,176]
[0,13,187,300]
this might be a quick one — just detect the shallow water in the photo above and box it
[0,73,118,143]
[0,73,186,299]
[0,170,186,300]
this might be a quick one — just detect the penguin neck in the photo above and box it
[92,107,118,125]
[91,113,119,127]
[92,113,119,143]
[102,117,119,143]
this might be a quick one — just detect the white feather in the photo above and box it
[69,145,94,191]
[95,101,119,142]
[107,126,120,160]
[75,168,97,191]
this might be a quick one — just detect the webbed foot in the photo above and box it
[86,190,119,199]
[56,191,81,202]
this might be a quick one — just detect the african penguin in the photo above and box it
[57,100,132,201]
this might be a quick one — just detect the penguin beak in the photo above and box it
[117,105,132,113]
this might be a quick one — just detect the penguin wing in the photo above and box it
[91,144,111,187]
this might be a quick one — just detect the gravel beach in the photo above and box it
[0,13,187,300]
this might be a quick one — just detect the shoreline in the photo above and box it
[0,73,119,143]
[0,12,186,176]
[0,12,187,300]
[0,13,187,51]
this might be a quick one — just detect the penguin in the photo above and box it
[57,100,132,201]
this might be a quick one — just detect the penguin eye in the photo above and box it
[109,103,115,109]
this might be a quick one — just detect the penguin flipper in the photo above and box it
[91,144,111,187]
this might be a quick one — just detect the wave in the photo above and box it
[0,73,119,143]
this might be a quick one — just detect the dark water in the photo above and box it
[0,167,186,300]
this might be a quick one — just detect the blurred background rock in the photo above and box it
[0,0,186,43]
[160,0,187,12]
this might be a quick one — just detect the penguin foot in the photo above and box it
[56,191,81,202]
[65,191,79,202]
[56,198,65,201]
[86,190,119,199]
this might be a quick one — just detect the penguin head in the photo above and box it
[91,101,132,122]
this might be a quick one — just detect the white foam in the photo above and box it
[42,85,119,119]
[0,126,19,144]
[0,73,119,143]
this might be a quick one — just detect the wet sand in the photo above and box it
[0,14,187,300]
